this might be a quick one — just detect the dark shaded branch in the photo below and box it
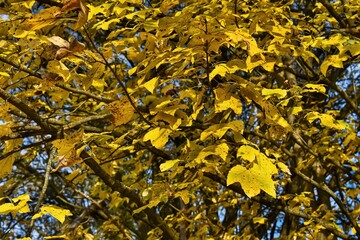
[293,168,360,237]
[0,56,42,79]
[203,172,351,239]
[0,137,54,161]
[0,89,56,133]
[322,77,360,117]
[81,152,178,239]
[55,83,113,103]
[318,0,348,28]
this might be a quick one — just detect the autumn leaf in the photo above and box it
[229,145,278,198]
[0,194,31,216]
[143,127,172,149]
[47,36,85,59]
[32,205,73,223]
[56,0,89,30]
[51,147,84,173]
[200,120,244,141]
[306,111,348,130]
[320,54,349,76]
[107,97,135,126]
[194,143,229,164]
[262,88,288,99]
[160,160,181,172]
[52,129,83,157]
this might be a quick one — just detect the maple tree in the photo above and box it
[0,0,359,239]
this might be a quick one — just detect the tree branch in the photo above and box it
[322,77,360,117]
[204,172,351,239]
[0,89,56,134]
[293,168,360,237]
[55,83,113,103]
[0,137,54,161]
[81,152,178,239]
[318,0,348,28]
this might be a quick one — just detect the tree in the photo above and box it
[0,0,359,239]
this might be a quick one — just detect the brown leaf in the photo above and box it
[69,39,85,52]
[51,148,82,173]
[47,36,85,59]
[41,72,64,82]
[73,0,88,30]
[47,36,70,48]
[60,0,81,13]
[57,0,88,30]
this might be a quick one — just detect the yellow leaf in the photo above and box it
[253,217,268,224]
[175,190,191,204]
[144,19,159,32]
[0,123,12,137]
[47,36,70,48]
[47,60,70,82]
[0,194,31,215]
[160,160,181,172]
[94,19,120,31]
[230,147,278,198]
[262,88,288,99]
[32,205,72,224]
[346,43,360,56]
[22,7,58,31]
[92,78,107,92]
[306,112,346,130]
[227,163,277,198]
[107,97,135,126]
[304,84,326,93]
[209,64,230,81]
[44,235,67,239]
[215,96,243,115]
[0,153,15,178]
[215,87,242,114]
[262,59,276,72]
[128,66,137,76]
[84,62,105,90]
[246,54,265,71]
[320,54,349,76]
[142,77,159,94]
[277,162,291,175]
[52,129,83,157]
[0,72,10,77]
[237,145,258,162]
[153,112,182,130]
[200,120,244,141]
[227,165,260,197]
[143,127,171,149]
[195,143,229,163]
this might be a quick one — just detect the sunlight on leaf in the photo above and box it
[143,127,172,149]
[32,205,72,223]
[160,160,181,172]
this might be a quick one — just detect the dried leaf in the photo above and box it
[51,148,82,173]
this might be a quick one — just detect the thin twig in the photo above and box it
[293,168,360,237]
[82,28,155,127]
[55,83,113,103]
[27,147,56,236]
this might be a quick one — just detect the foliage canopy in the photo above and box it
[0,0,359,239]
